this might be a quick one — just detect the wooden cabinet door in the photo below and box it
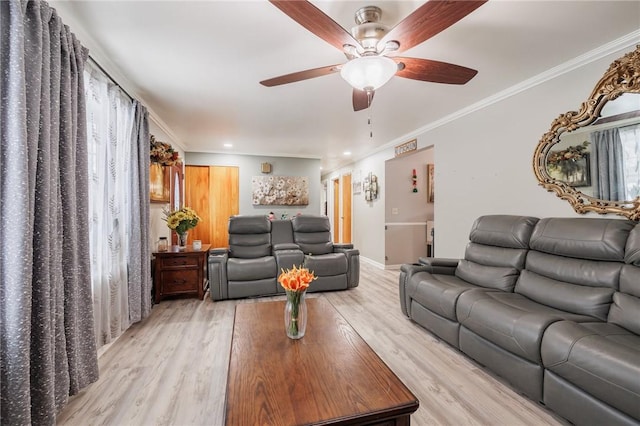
[185,166,212,245]
[210,166,239,248]
[185,165,239,248]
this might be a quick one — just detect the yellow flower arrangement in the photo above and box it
[162,207,201,235]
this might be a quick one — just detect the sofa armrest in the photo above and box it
[208,252,229,300]
[210,247,229,256]
[398,263,433,317]
[334,243,354,250]
[273,243,300,251]
[274,247,305,281]
[334,247,360,288]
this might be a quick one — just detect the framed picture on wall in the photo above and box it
[427,163,434,203]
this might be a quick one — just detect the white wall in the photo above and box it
[325,44,637,264]
[432,48,630,257]
[185,152,322,218]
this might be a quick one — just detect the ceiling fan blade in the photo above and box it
[353,89,374,112]
[394,57,477,84]
[269,0,358,52]
[381,0,487,54]
[260,64,341,87]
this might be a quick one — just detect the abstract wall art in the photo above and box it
[252,176,309,205]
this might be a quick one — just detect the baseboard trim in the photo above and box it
[360,256,385,270]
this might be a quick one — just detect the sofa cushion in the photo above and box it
[525,251,622,290]
[304,253,347,276]
[455,260,520,292]
[611,265,640,335]
[620,263,640,298]
[227,256,276,281]
[530,217,635,261]
[456,289,594,363]
[469,215,539,249]
[229,215,271,234]
[455,260,519,291]
[541,321,640,420]
[271,219,294,245]
[515,269,614,321]
[410,272,481,321]
[229,233,271,258]
[464,243,528,270]
[292,216,333,255]
[452,215,538,291]
[625,223,640,266]
[228,216,272,258]
[609,292,640,335]
[610,265,640,334]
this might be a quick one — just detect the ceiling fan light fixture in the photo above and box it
[340,56,397,91]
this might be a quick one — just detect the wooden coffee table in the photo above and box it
[225,297,419,425]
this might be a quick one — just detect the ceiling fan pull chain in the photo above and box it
[368,90,374,139]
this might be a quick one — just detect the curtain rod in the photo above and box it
[87,56,134,102]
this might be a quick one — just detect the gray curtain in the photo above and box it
[591,127,626,200]
[128,101,152,323]
[0,1,99,424]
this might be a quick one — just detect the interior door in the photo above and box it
[185,165,239,248]
[210,166,239,248]
[341,173,352,243]
[332,178,340,243]
[185,166,212,245]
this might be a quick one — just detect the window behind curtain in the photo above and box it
[620,123,640,200]
[84,62,136,348]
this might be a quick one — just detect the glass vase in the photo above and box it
[284,290,307,339]
[177,231,188,247]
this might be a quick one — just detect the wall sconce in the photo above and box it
[261,162,272,174]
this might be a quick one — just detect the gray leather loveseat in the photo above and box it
[209,215,359,300]
[400,215,640,425]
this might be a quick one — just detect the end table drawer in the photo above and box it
[161,256,199,268]
[160,270,199,293]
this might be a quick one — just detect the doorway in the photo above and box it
[331,174,352,244]
[384,147,434,266]
[332,178,340,242]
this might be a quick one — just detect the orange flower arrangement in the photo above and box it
[278,265,316,292]
[278,265,316,338]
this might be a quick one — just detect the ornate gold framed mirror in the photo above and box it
[534,45,640,220]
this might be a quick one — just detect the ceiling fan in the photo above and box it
[260,0,487,111]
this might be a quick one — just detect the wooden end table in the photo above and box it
[226,297,419,425]
[153,244,210,303]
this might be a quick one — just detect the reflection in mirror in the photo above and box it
[534,46,640,220]
[173,171,181,210]
[546,93,640,201]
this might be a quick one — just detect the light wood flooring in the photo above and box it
[57,262,567,426]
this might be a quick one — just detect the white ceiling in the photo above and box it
[51,0,640,172]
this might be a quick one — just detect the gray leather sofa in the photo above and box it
[209,215,359,301]
[400,215,640,425]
